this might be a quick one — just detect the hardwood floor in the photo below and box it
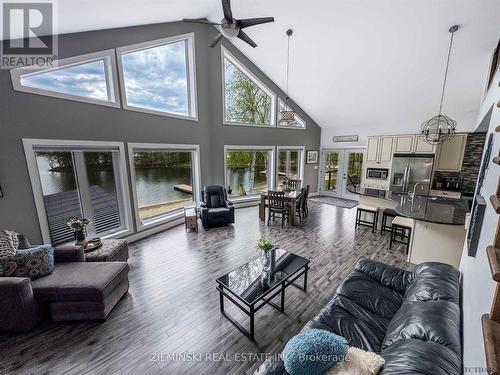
[0,202,409,375]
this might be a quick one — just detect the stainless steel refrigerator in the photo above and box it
[390,154,434,196]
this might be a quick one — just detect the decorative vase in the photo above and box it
[262,250,271,272]
[75,229,88,248]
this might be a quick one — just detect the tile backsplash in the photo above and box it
[432,132,487,197]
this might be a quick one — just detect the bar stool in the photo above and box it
[381,208,398,235]
[355,205,379,233]
[390,216,415,254]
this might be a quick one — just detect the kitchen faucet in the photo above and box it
[409,183,421,199]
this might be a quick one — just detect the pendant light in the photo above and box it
[420,25,459,145]
[279,29,296,124]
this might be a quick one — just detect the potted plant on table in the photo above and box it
[66,217,91,247]
[258,237,275,271]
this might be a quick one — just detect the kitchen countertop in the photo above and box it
[350,187,470,225]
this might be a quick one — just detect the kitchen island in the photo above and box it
[351,187,470,268]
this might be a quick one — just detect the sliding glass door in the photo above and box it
[31,145,129,245]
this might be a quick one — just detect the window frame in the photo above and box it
[221,46,277,127]
[277,98,307,130]
[223,145,275,201]
[276,146,306,184]
[127,142,201,231]
[23,139,133,244]
[10,50,121,108]
[116,33,198,121]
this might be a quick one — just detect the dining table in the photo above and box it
[259,187,302,226]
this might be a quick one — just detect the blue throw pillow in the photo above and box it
[282,329,348,375]
[17,245,54,268]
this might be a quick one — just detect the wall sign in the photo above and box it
[332,135,358,142]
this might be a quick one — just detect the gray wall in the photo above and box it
[0,21,321,242]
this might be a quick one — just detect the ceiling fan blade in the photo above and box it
[237,17,275,29]
[209,33,224,48]
[237,30,257,48]
[182,18,220,25]
[221,0,233,20]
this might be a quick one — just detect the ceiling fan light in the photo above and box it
[221,25,239,38]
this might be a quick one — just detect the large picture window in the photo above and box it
[10,50,120,107]
[277,147,305,186]
[128,144,200,228]
[24,140,131,245]
[117,34,197,119]
[225,146,274,197]
[222,48,276,126]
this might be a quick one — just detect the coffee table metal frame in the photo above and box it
[216,260,309,341]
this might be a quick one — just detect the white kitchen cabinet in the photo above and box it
[434,134,468,172]
[366,137,380,163]
[366,136,394,164]
[379,137,394,163]
[414,136,435,153]
[394,135,414,153]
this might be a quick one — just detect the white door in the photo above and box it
[320,149,365,200]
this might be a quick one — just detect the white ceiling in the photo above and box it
[27,1,500,134]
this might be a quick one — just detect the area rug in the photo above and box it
[309,195,358,209]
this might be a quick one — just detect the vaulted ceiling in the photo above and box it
[22,0,500,134]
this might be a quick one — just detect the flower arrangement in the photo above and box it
[66,217,90,231]
[66,217,91,245]
[257,237,274,253]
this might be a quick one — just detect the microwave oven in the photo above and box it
[366,168,389,180]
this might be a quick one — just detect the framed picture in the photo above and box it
[306,150,318,164]
[476,133,494,195]
[467,195,487,257]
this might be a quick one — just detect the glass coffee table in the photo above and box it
[216,249,310,341]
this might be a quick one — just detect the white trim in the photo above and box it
[277,98,306,130]
[221,45,276,127]
[11,50,121,108]
[116,33,198,121]
[127,142,201,231]
[276,146,306,183]
[22,138,133,244]
[223,145,275,198]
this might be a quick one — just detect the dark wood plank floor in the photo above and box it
[0,201,409,375]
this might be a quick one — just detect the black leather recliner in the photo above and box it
[254,259,462,375]
[200,185,234,228]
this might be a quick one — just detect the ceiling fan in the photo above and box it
[182,0,274,48]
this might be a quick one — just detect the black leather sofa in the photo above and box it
[255,259,461,375]
[200,185,234,228]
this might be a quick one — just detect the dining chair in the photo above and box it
[294,187,307,222]
[301,184,310,217]
[287,179,302,190]
[267,190,290,228]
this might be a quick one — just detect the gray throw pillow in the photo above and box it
[0,248,53,280]
[17,234,31,249]
[0,230,18,260]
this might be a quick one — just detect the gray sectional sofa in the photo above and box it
[0,244,129,331]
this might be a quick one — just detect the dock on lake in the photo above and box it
[173,184,193,194]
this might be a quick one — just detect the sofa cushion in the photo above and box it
[354,259,413,293]
[0,248,53,280]
[305,295,390,353]
[381,300,461,355]
[380,339,461,375]
[32,261,128,302]
[404,262,460,304]
[336,270,404,319]
[17,245,55,268]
